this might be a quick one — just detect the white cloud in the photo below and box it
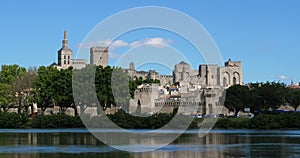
[143,38,172,48]
[110,40,129,48]
[129,41,141,48]
[77,38,173,59]
[278,75,289,80]
[77,37,173,49]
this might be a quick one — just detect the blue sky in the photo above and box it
[0,1,300,84]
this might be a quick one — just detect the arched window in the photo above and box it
[233,77,237,85]
[223,77,228,87]
[64,61,66,64]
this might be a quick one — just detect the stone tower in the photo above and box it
[129,61,135,70]
[57,30,73,69]
[90,46,108,67]
[220,59,243,87]
[173,61,191,83]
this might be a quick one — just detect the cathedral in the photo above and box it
[51,31,108,69]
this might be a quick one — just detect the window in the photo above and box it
[68,60,70,64]
[223,77,228,87]
[64,61,66,64]
[64,55,66,59]
[68,56,70,59]
[233,77,237,85]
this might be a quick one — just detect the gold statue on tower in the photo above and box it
[64,30,67,40]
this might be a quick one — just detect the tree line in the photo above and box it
[0,64,159,115]
[224,82,300,116]
[1,64,300,117]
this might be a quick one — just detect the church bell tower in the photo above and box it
[58,30,73,69]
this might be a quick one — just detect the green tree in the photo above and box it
[286,89,300,111]
[33,66,77,115]
[0,64,26,112]
[13,67,37,113]
[246,82,287,112]
[33,66,58,114]
[53,67,75,114]
[224,85,250,117]
[72,65,98,114]
[0,64,26,84]
[257,82,287,111]
[95,66,115,111]
[111,67,131,112]
[0,83,14,112]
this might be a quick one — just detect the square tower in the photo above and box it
[90,46,108,67]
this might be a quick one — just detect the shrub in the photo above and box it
[32,114,84,128]
[0,112,28,128]
[250,113,300,129]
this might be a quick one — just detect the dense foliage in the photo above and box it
[33,65,160,115]
[32,114,84,128]
[0,65,36,113]
[0,112,28,128]
[224,85,250,116]
[224,82,291,115]
[0,110,299,129]
[212,112,300,129]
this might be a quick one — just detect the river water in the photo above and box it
[0,129,299,158]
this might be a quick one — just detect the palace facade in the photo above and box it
[51,31,243,116]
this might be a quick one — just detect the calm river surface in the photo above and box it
[0,129,299,158]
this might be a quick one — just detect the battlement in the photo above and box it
[224,59,242,67]
[155,101,202,106]
[90,46,108,53]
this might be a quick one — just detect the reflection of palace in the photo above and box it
[128,133,229,158]
[51,31,243,116]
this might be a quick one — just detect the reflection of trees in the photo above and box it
[0,131,297,158]
[26,132,104,146]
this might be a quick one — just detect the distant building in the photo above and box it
[57,30,73,69]
[126,59,243,88]
[90,46,108,67]
[288,81,300,90]
[128,59,243,116]
[53,31,111,69]
[72,59,87,69]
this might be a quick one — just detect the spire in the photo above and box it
[64,30,67,40]
[62,30,68,48]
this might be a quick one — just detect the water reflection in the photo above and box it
[0,129,300,157]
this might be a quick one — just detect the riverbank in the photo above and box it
[2,111,300,129]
